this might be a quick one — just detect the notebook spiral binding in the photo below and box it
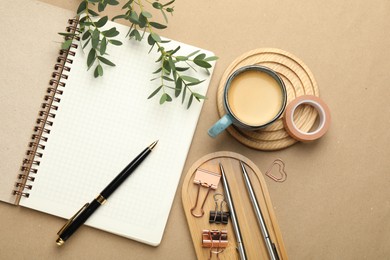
[13,18,80,204]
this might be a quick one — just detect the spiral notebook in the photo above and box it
[0,0,215,246]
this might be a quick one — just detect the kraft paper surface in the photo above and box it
[0,0,389,259]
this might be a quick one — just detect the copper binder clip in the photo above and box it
[202,229,228,259]
[209,193,229,224]
[190,168,221,218]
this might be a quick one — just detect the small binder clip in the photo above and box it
[209,193,229,224]
[190,168,221,218]
[202,229,228,259]
[202,229,228,248]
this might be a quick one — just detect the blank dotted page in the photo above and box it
[19,20,215,246]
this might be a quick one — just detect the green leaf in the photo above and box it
[138,13,147,28]
[87,49,96,69]
[172,70,177,82]
[147,34,156,46]
[61,39,72,50]
[149,22,167,29]
[175,78,182,97]
[77,1,87,14]
[79,24,85,32]
[92,29,99,39]
[97,64,103,76]
[152,2,163,9]
[102,27,120,37]
[88,9,99,17]
[98,2,106,12]
[100,37,107,55]
[162,76,173,81]
[151,33,161,43]
[107,0,120,5]
[97,56,116,66]
[148,86,163,99]
[112,14,127,21]
[163,60,171,74]
[187,94,194,109]
[194,53,206,61]
[193,59,212,68]
[153,67,162,74]
[176,56,187,61]
[170,46,181,55]
[175,67,189,72]
[148,44,155,53]
[204,56,218,61]
[130,29,141,41]
[91,34,99,49]
[129,11,139,24]
[180,75,199,83]
[140,28,146,40]
[58,32,76,37]
[187,50,200,58]
[122,0,133,9]
[160,93,168,104]
[82,38,91,49]
[95,16,108,28]
[182,84,187,104]
[163,0,175,7]
[141,11,152,18]
[187,80,205,86]
[168,57,176,72]
[108,39,123,46]
[161,9,168,23]
[193,93,207,101]
[79,16,88,23]
[94,65,99,77]
[82,30,91,40]
[83,21,93,26]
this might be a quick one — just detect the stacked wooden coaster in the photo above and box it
[217,48,320,150]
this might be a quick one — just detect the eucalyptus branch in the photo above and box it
[115,0,218,108]
[60,0,122,77]
[59,0,218,108]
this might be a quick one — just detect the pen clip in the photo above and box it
[57,203,89,236]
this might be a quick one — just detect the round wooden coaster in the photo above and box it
[217,48,320,150]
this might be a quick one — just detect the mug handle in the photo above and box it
[208,114,233,138]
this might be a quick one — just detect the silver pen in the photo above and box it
[219,163,247,260]
[240,161,279,260]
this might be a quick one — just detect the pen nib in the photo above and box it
[149,140,159,150]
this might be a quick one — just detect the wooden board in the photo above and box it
[182,152,287,259]
[217,48,320,150]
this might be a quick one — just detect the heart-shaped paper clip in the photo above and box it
[265,158,287,182]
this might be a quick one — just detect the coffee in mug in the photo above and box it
[208,65,287,138]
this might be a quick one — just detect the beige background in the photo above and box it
[1,0,390,259]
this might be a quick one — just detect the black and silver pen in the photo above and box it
[56,140,158,246]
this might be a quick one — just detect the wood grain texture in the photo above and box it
[182,152,287,259]
[217,48,320,150]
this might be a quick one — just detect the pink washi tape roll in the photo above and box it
[283,95,331,142]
